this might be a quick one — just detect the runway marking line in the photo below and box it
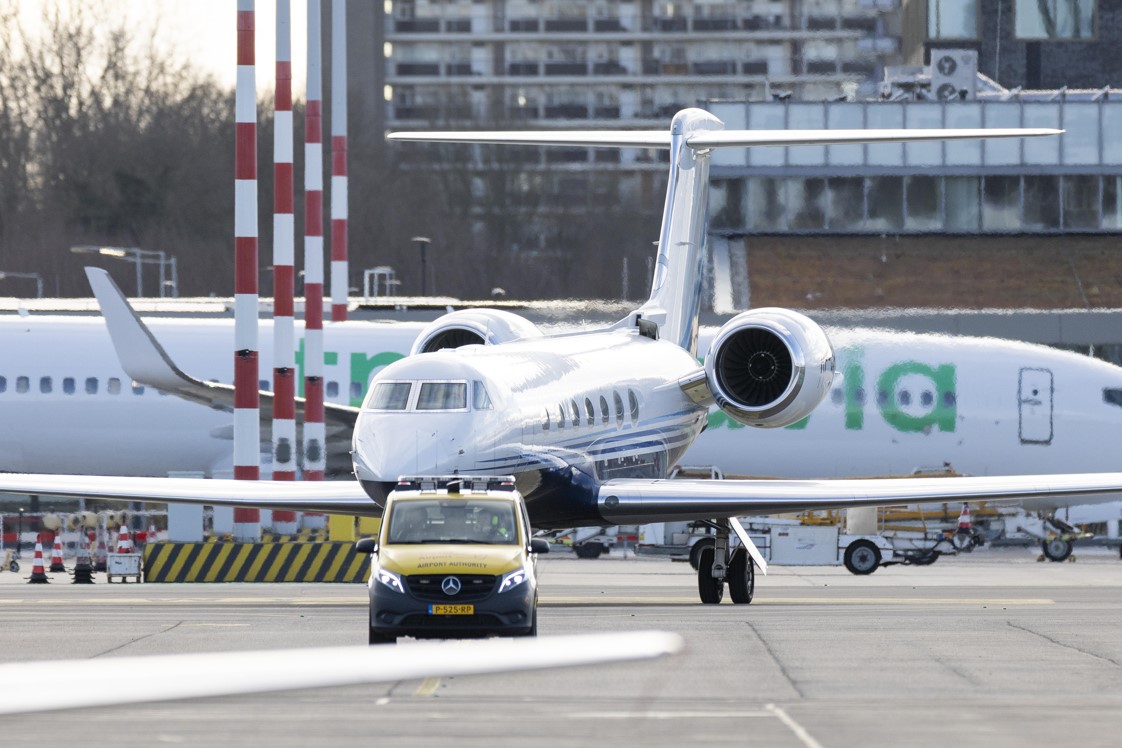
[0,596,1054,606]
[767,704,826,748]
[569,710,773,719]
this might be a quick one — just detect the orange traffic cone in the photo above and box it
[27,540,49,584]
[49,532,66,573]
[115,524,133,553]
[958,504,972,531]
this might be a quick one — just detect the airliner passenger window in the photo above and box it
[16,376,28,393]
[132,383,145,395]
[921,391,934,407]
[40,377,52,394]
[259,379,269,391]
[63,377,75,395]
[327,381,339,398]
[585,398,595,425]
[368,382,412,410]
[943,391,956,407]
[108,378,121,395]
[0,376,5,393]
[831,389,843,405]
[416,382,467,410]
[599,396,609,424]
[85,377,98,395]
[614,391,624,426]
[472,381,493,410]
[350,382,363,401]
[628,390,639,426]
[898,390,912,406]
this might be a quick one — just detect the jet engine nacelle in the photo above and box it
[703,308,835,428]
[410,309,542,355]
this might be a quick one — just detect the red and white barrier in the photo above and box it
[303,0,326,482]
[329,0,348,322]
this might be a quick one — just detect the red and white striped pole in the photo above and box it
[329,0,348,322]
[303,0,326,482]
[271,0,298,535]
[235,0,262,541]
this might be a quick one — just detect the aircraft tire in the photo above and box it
[689,538,715,570]
[843,540,881,575]
[697,547,724,604]
[1042,538,1073,563]
[727,548,754,605]
[574,542,603,559]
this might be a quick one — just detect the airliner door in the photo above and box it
[1018,368,1053,445]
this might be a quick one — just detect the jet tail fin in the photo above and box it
[389,113,1059,355]
[85,268,359,470]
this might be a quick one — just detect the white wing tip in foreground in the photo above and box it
[0,630,684,716]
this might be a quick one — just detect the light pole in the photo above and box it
[412,236,431,296]
[70,246,179,297]
[0,272,44,299]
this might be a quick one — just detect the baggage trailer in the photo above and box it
[674,518,955,574]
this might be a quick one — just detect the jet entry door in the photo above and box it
[1018,368,1053,445]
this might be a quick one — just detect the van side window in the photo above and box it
[108,377,121,395]
[40,376,52,394]
[16,376,28,393]
[85,377,98,395]
[63,377,76,395]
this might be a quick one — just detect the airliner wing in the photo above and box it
[85,268,357,469]
[0,631,682,716]
[597,473,1122,524]
[0,474,380,516]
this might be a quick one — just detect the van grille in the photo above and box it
[405,574,498,602]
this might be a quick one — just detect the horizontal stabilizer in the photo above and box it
[389,127,1060,150]
[0,631,683,716]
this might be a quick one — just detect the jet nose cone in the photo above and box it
[353,413,475,482]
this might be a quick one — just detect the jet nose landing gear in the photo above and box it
[696,520,755,605]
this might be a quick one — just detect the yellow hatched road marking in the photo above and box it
[413,678,441,697]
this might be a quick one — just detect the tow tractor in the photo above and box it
[541,526,617,558]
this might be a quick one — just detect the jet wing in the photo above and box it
[85,268,358,471]
[0,474,380,516]
[0,631,683,716]
[597,473,1122,524]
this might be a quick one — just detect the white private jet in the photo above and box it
[6,108,1121,605]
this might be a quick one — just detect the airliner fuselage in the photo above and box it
[354,330,709,527]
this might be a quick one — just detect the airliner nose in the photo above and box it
[353,411,475,485]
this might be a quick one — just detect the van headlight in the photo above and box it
[375,567,405,594]
[498,567,529,594]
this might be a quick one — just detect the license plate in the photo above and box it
[429,604,474,615]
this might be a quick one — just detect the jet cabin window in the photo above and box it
[85,377,98,395]
[16,376,28,393]
[368,382,412,410]
[472,381,493,410]
[416,382,468,411]
[108,377,121,395]
[1104,388,1122,408]
[0,376,5,393]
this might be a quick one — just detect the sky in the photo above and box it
[19,0,312,95]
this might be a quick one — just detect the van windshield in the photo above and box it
[386,499,518,545]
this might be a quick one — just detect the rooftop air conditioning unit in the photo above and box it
[930,48,977,101]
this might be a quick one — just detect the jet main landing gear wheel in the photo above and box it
[727,548,754,604]
[696,546,724,604]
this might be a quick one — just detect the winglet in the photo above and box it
[84,267,197,391]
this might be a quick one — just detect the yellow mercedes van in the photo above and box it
[357,476,549,644]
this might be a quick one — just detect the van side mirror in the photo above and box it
[355,537,378,555]
[530,538,550,554]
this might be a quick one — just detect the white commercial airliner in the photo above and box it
[5,108,1121,604]
[8,313,1122,490]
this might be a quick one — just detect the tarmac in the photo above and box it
[1,546,1120,747]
